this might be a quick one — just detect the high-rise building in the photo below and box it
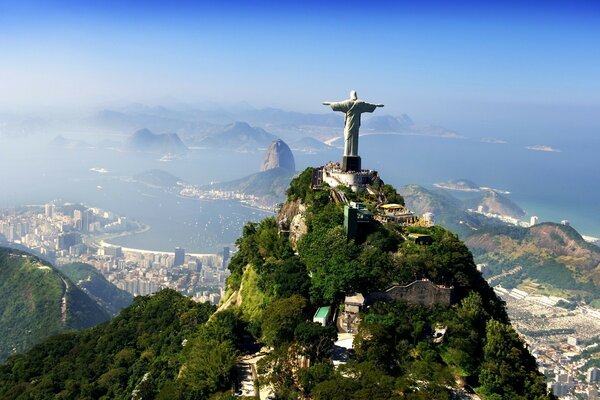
[222,246,230,269]
[530,215,538,226]
[81,209,92,232]
[57,232,82,250]
[73,210,83,230]
[174,247,185,267]
[44,203,54,219]
[102,245,123,258]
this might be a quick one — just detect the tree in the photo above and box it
[182,338,238,398]
[261,295,307,347]
[297,363,334,396]
[299,225,362,304]
[479,319,550,399]
[294,322,337,363]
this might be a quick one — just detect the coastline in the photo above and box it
[98,240,217,257]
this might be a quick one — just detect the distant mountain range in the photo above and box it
[0,247,110,361]
[362,114,414,132]
[90,104,342,131]
[289,136,334,153]
[400,181,600,305]
[193,121,278,150]
[124,128,188,154]
[87,103,462,145]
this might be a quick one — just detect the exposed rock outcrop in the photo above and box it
[261,139,296,172]
[277,199,307,249]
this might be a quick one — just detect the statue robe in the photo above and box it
[328,99,378,156]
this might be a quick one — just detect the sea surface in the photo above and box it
[0,132,598,254]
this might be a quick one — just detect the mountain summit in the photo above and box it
[124,128,188,154]
[197,121,277,150]
[260,139,295,172]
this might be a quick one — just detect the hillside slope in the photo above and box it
[399,184,485,235]
[203,167,294,200]
[0,247,109,361]
[467,223,600,299]
[56,262,133,316]
[467,190,526,218]
[0,290,215,400]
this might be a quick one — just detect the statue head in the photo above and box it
[350,90,358,101]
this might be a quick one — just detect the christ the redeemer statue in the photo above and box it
[323,90,383,171]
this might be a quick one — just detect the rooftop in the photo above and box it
[314,306,331,319]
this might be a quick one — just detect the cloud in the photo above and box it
[525,145,561,153]
[481,137,507,144]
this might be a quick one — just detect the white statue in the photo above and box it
[323,90,384,157]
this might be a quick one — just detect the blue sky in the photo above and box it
[1,0,599,131]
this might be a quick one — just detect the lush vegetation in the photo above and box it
[223,169,550,399]
[468,223,600,303]
[0,248,109,362]
[0,289,216,400]
[0,169,553,399]
[57,262,133,316]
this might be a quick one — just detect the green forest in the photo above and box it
[0,168,553,399]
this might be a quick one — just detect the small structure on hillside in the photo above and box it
[344,293,366,314]
[368,279,454,307]
[344,202,372,240]
[313,306,333,326]
[408,233,433,246]
[321,162,379,193]
[374,203,419,225]
[340,280,454,322]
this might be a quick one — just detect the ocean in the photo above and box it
[0,132,598,254]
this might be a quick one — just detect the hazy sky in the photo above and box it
[1,1,599,126]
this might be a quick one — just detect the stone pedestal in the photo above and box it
[342,155,361,172]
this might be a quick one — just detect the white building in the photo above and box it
[567,336,579,347]
[530,215,538,226]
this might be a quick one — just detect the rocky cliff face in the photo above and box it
[260,139,296,172]
[277,198,307,249]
